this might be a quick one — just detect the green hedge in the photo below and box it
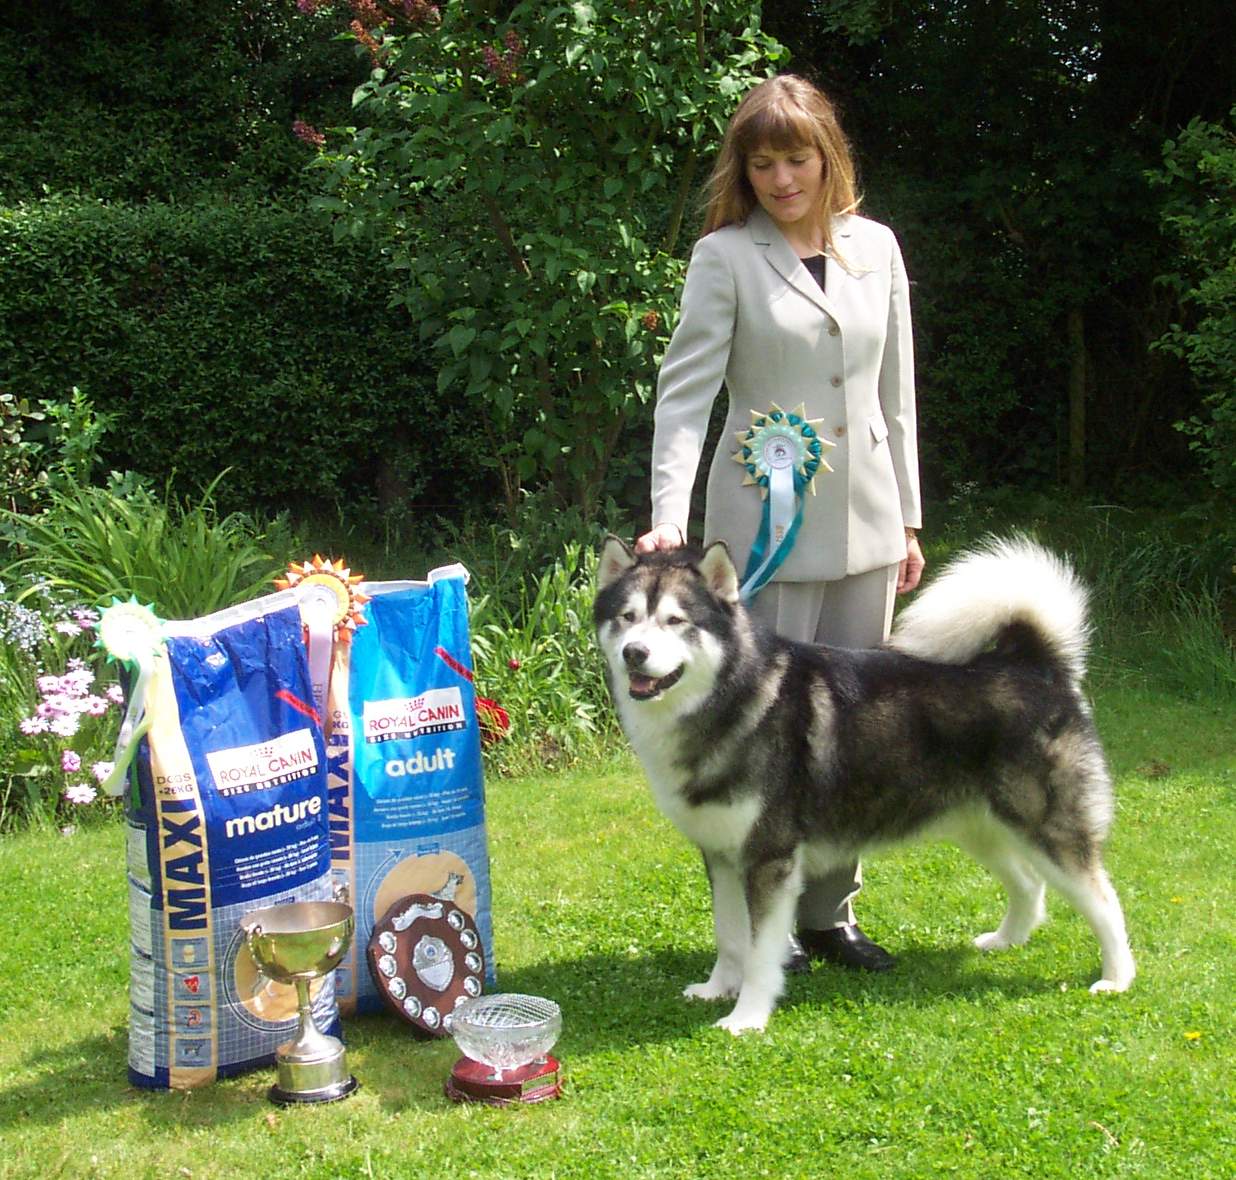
[0,196,477,516]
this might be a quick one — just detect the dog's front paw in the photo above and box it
[683,978,739,1002]
[973,930,1013,952]
[714,1006,769,1036]
[1088,975,1134,995]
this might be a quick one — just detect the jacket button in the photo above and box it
[828,324,840,336]
[830,376,842,387]
[834,426,846,438]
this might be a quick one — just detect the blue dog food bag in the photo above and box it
[124,591,336,1090]
[323,565,496,1014]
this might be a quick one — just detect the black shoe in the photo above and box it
[784,933,811,974]
[797,924,895,972]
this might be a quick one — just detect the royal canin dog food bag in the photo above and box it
[323,566,496,1015]
[125,591,336,1090]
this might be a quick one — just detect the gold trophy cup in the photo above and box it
[240,900,359,1104]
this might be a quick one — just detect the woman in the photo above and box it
[634,74,924,973]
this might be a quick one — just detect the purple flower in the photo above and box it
[63,783,98,805]
[62,750,82,773]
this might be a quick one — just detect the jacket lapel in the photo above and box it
[746,206,843,323]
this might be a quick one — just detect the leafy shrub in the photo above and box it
[0,197,481,519]
[470,542,616,776]
[2,477,293,619]
[1152,108,1236,496]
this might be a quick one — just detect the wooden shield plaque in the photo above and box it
[366,892,484,1036]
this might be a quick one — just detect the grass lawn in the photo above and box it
[0,677,1232,1179]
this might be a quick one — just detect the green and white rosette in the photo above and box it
[731,402,836,602]
[95,598,166,798]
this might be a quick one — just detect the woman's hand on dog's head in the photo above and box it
[635,523,686,554]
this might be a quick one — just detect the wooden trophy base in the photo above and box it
[444,1055,562,1105]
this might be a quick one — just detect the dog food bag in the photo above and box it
[323,565,496,1014]
[121,590,336,1090]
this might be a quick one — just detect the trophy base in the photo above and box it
[445,1055,562,1106]
[269,1075,360,1106]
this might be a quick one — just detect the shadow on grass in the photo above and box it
[494,939,1068,1058]
[0,941,1076,1125]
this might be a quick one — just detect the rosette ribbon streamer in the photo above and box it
[95,598,166,799]
[276,556,370,729]
[732,403,836,601]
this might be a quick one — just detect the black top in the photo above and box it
[801,253,828,291]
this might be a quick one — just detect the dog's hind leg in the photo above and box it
[684,852,747,1002]
[952,818,1048,951]
[716,851,803,1035]
[1026,850,1136,993]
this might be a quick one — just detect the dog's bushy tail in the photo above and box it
[889,536,1090,683]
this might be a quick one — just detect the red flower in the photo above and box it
[476,697,510,744]
[641,310,660,331]
[507,658,521,670]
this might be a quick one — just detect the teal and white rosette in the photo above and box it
[94,598,166,799]
[731,402,836,602]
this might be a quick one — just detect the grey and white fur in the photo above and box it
[594,536,1135,1034]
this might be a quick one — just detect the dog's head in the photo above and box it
[594,536,741,707]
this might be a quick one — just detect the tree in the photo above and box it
[303,0,784,516]
[764,0,1236,497]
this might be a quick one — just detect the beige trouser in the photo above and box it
[748,564,899,928]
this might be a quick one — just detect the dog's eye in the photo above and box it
[666,615,686,626]
[622,610,637,622]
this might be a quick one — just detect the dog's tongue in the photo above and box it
[628,673,658,697]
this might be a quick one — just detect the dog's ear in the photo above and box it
[598,535,636,589]
[698,541,740,604]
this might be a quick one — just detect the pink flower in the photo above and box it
[508,658,522,670]
[92,761,115,784]
[49,715,80,738]
[84,695,109,716]
[19,716,49,735]
[37,675,60,695]
[293,120,326,148]
[61,750,82,773]
[54,621,80,636]
[106,683,125,704]
[63,783,98,805]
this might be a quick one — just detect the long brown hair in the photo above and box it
[701,75,860,253]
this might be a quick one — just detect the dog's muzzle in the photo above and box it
[621,641,684,701]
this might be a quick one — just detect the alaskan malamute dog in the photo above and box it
[595,536,1135,1034]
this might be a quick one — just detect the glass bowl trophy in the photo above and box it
[443,993,563,1105]
[240,900,359,1105]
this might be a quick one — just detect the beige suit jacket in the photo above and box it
[650,207,922,582]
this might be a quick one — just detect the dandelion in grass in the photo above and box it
[63,783,98,805]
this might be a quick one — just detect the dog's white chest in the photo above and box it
[659,793,760,854]
[618,683,759,854]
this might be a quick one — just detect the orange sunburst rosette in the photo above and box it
[276,555,370,641]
